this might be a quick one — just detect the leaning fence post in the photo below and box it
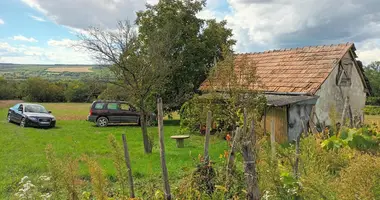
[293,133,301,180]
[226,127,241,190]
[270,119,276,159]
[157,98,171,200]
[204,111,212,163]
[242,119,260,200]
[122,134,135,198]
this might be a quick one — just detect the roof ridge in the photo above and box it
[235,42,353,55]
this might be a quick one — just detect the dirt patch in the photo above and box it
[47,67,93,73]
[0,100,23,109]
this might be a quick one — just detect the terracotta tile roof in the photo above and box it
[200,43,355,95]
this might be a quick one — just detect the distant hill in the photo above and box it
[0,64,112,80]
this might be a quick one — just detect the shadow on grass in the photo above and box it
[87,120,180,128]
[163,120,180,126]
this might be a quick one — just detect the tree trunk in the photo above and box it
[242,120,260,200]
[140,101,152,154]
[157,98,171,200]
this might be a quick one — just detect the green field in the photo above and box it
[0,64,112,80]
[0,102,227,198]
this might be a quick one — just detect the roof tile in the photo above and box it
[200,43,354,94]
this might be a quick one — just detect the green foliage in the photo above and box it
[136,0,236,110]
[0,77,107,102]
[366,97,380,106]
[321,126,380,152]
[364,105,380,115]
[179,48,266,135]
[0,77,19,99]
[64,79,105,102]
[364,61,380,97]
[98,84,128,101]
[20,77,65,102]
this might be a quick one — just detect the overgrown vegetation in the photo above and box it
[180,48,266,136]
[11,123,379,199]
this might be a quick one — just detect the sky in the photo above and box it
[0,0,380,65]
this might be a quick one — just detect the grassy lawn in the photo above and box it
[0,102,227,198]
[365,115,380,124]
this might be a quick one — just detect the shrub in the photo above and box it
[366,97,380,106]
[364,105,380,115]
[321,126,380,153]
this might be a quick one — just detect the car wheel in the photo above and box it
[96,117,108,127]
[20,118,27,128]
[7,114,11,123]
[137,118,141,126]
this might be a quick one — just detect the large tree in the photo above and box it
[136,0,236,110]
[79,21,174,153]
[364,61,380,97]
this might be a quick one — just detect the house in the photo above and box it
[200,43,371,143]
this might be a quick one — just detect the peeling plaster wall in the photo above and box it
[314,52,366,126]
[288,104,313,141]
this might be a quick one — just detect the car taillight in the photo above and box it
[89,110,93,115]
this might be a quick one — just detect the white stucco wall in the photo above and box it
[314,52,367,126]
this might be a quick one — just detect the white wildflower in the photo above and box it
[19,176,29,184]
[39,175,51,181]
[262,190,271,200]
[40,192,52,200]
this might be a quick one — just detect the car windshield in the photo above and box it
[25,105,48,113]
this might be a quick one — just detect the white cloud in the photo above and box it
[356,39,380,65]
[0,41,92,64]
[29,15,46,22]
[21,0,148,29]
[0,18,4,25]
[21,0,47,14]
[19,0,380,65]
[47,39,77,48]
[198,0,380,64]
[12,35,38,42]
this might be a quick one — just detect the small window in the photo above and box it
[94,103,105,110]
[336,60,352,86]
[120,104,130,111]
[107,103,119,110]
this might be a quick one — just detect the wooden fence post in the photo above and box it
[243,108,248,135]
[157,98,171,200]
[226,128,241,189]
[204,111,212,163]
[242,119,260,200]
[293,133,301,180]
[270,119,276,159]
[122,134,135,198]
[341,96,349,126]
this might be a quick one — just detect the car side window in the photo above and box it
[120,104,131,111]
[94,103,105,110]
[18,104,23,112]
[107,103,119,110]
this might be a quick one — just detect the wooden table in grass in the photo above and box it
[170,135,190,148]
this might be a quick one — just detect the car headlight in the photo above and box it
[51,117,56,121]
[29,117,38,121]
